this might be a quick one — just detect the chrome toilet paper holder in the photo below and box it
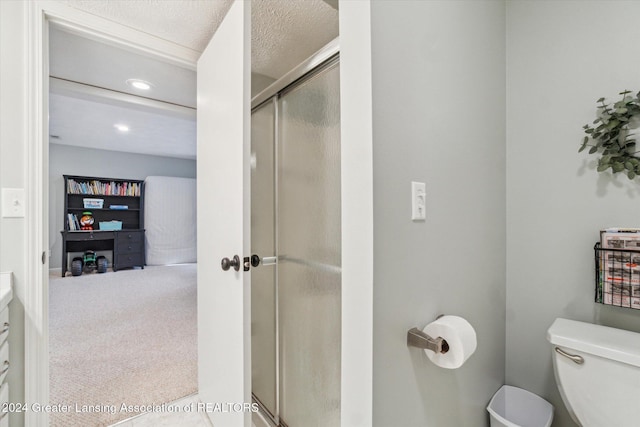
[407,315,449,354]
[407,328,449,354]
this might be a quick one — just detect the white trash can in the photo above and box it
[487,385,553,427]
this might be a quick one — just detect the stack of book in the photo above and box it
[67,179,141,197]
[66,213,80,231]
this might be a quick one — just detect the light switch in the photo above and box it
[411,181,426,221]
[2,188,25,218]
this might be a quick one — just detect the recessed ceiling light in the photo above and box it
[114,124,129,132]
[126,79,153,91]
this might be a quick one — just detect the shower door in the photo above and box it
[251,58,341,427]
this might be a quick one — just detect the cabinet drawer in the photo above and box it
[116,231,144,244]
[116,239,144,254]
[0,308,9,347]
[115,253,144,269]
[65,231,115,241]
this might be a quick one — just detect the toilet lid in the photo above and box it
[547,318,640,367]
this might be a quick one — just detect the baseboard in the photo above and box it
[49,267,61,274]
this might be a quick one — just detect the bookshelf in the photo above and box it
[64,175,144,231]
[61,175,145,276]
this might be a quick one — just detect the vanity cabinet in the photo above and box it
[0,272,13,426]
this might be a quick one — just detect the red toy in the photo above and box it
[79,211,94,230]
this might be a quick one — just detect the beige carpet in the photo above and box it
[49,264,197,427]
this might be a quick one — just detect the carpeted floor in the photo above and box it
[49,264,197,427]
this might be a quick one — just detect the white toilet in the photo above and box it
[547,318,640,427]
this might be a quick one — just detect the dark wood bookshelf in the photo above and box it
[61,174,146,277]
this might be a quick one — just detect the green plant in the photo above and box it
[580,90,640,179]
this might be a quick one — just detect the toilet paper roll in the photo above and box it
[423,315,477,369]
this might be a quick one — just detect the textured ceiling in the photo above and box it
[62,0,233,53]
[252,0,338,79]
[63,0,339,78]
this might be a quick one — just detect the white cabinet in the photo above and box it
[0,383,8,427]
[0,272,13,426]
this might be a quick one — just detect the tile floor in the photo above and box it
[109,395,213,427]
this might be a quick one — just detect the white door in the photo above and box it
[196,1,251,427]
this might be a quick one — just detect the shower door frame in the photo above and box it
[251,40,340,426]
[252,39,340,108]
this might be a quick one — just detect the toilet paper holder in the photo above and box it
[408,315,450,354]
[407,328,449,354]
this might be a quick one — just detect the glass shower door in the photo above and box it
[251,100,277,419]
[277,61,341,427]
[251,59,341,427]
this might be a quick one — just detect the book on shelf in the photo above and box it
[67,178,141,197]
[67,213,80,230]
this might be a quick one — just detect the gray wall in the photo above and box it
[371,2,506,426]
[49,143,196,269]
[506,2,640,426]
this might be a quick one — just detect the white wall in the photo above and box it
[506,2,640,426]
[371,1,506,425]
[49,144,196,269]
[0,2,27,426]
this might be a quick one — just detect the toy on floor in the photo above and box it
[70,250,108,276]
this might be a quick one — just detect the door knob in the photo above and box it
[221,255,241,272]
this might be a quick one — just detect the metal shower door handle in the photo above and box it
[250,254,277,268]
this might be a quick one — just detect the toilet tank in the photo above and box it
[547,318,640,427]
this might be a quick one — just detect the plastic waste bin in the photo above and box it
[487,385,553,427]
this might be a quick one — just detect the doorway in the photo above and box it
[46,22,198,427]
[48,15,197,427]
[251,46,341,427]
[21,2,375,426]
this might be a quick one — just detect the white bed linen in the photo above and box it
[144,176,196,265]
